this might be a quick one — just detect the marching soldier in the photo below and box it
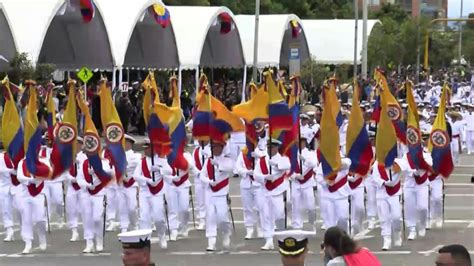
[348,171,366,235]
[365,131,378,230]
[192,140,211,230]
[254,139,291,250]
[199,141,235,251]
[0,153,17,241]
[133,139,171,250]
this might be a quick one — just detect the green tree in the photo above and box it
[6,53,56,85]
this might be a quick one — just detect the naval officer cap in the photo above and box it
[118,229,153,249]
[299,113,310,120]
[124,134,136,144]
[273,230,316,256]
[268,139,282,146]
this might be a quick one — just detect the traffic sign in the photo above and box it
[77,67,93,84]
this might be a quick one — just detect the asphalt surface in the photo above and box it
[0,154,473,266]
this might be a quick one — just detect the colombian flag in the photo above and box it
[79,0,95,23]
[319,79,341,180]
[375,83,398,168]
[50,81,77,178]
[192,74,213,141]
[374,69,407,144]
[264,71,292,135]
[371,86,381,123]
[210,95,245,143]
[149,4,171,29]
[429,84,453,178]
[24,82,52,178]
[45,82,56,141]
[1,76,24,167]
[406,80,431,171]
[324,77,344,128]
[99,80,126,178]
[77,96,111,182]
[346,80,373,176]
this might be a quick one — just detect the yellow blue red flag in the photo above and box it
[324,76,344,127]
[45,82,57,141]
[166,76,188,170]
[192,74,212,141]
[375,83,398,168]
[265,71,292,136]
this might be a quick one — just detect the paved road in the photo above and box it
[0,155,472,266]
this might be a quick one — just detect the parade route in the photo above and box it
[0,155,472,266]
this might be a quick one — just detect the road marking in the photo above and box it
[468,222,474,228]
[353,228,375,240]
[445,194,474,197]
[444,183,474,187]
[168,250,412,256]
[418,245,444,256]
[0,253,111,258]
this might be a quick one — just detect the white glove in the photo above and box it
[263,174,272,181]
[146,178,159,186]
[7,168,17,175]
[209,179,218,186]
[171,175,180,182]
[298,153,306,163]
[150,165,161,173]
[202,149,211,158]
[122,175,131,182]
[209,158,217,166]
[246,170,254,176]
[293,174,303,180]
[250,152,259,159]
[347,174,357,182]
[92,176,100,186]
[269,160,278,167]
[86,183,96,190]
[384,179,398,187]
[88,167,94,176]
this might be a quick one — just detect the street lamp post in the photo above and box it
[252,0,260,82]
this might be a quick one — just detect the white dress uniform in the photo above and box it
[254,152,290,250]
[192,145,211,230]
[199,153,235,251]
[365,148,378,229]
[428,173,444,228]
[165,152,197,240]
[0,153,16,241]
[65,151,87,241]
[117,149,141,233]
[16,159,49,254]
[315,158,351,232]
[403,150,432,240]
[339,120,349,155]
[235,150,264,239]
[451,120,463,164]
[348,173,366,235]
[40,146,65,223]
[105,177,119,231]
[133,155,171,249]
[371,159,407,250]
[290,147,318,231]
[76,158,113,253]
[465,111,474,154]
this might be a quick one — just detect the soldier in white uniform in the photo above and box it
[133,139,171,250]
[371,159,407,250]
[117,135,141,233]
[199,141,234,251]
[464,105,474,154]
[348,171,366,235]
[450,113,463,165]
[192,140,211,230]
[365,132,378,230]
[254,139,291,250]
[0,153,17,241]
[339,114,349,155]
[165,152,197,241]
[16,158,50,254]
[65,137,87,242]
[290,136,318,232]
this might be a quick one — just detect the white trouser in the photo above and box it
[0,188,14,229]
[241,186,264,228]
[317,185,330,228]
[14,194,46,241]
[451,139,460,165]
[66,186,83,229]
[365,183,378,219]
[44,182,64,218]
[81,193,105,241]
[466,130,474,153]
[350,187,365,232]
[118,186,138,230]
[291,186,316,229]
[377,196,402,237]
[326,196,349,231]
[429,179,443,221]
[195,181,206,222]
[139,193,166,238]
[261,193,285,238]
[166,186,190,231]
[106,185,118,222]
[404,185,428,230]
[205,194,231,238]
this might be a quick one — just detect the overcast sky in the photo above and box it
[448,0,474,18]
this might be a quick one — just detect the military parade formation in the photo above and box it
[0,67,473,260]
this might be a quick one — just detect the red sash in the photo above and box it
[193,148,203,170]
[4,153,19,186]
[123,176,136,188]
[298,170,314,184]
[22,163,44,197]
[69,163,81,191]
[82,160,107,195]
[173,171,189,187]
[413,172,429,185]
[141,158,164,195]
[328,175,348,193]
[349,175,363,189]
[259,158,286,191]
[428,173,438,182]
[206,160,229,192]
[242,153,254,181]
[377,164,401,196]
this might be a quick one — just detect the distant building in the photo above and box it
[357,0,396,11]
[397,0,448,18]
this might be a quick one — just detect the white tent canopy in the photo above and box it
[302,19,381,65]
[0,3,16,72]
[235,14,310,68]
[168,6,244,69]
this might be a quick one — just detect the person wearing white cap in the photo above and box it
[0,152,17,242]
[464,105,474,154]
[76,150,114,253]
[290,136,318,232]
[64,136,87,242]
[199,140,235,251]
[191,139,212,230]
[273,230,315,266]
[449,113,463,165]
[132,139,172,250]
[254,139,291,250]
[234,147,264,240]
[117,134,141,233]
[165,152,198,241]
[118,229,154,266]
[371,158,408,250]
